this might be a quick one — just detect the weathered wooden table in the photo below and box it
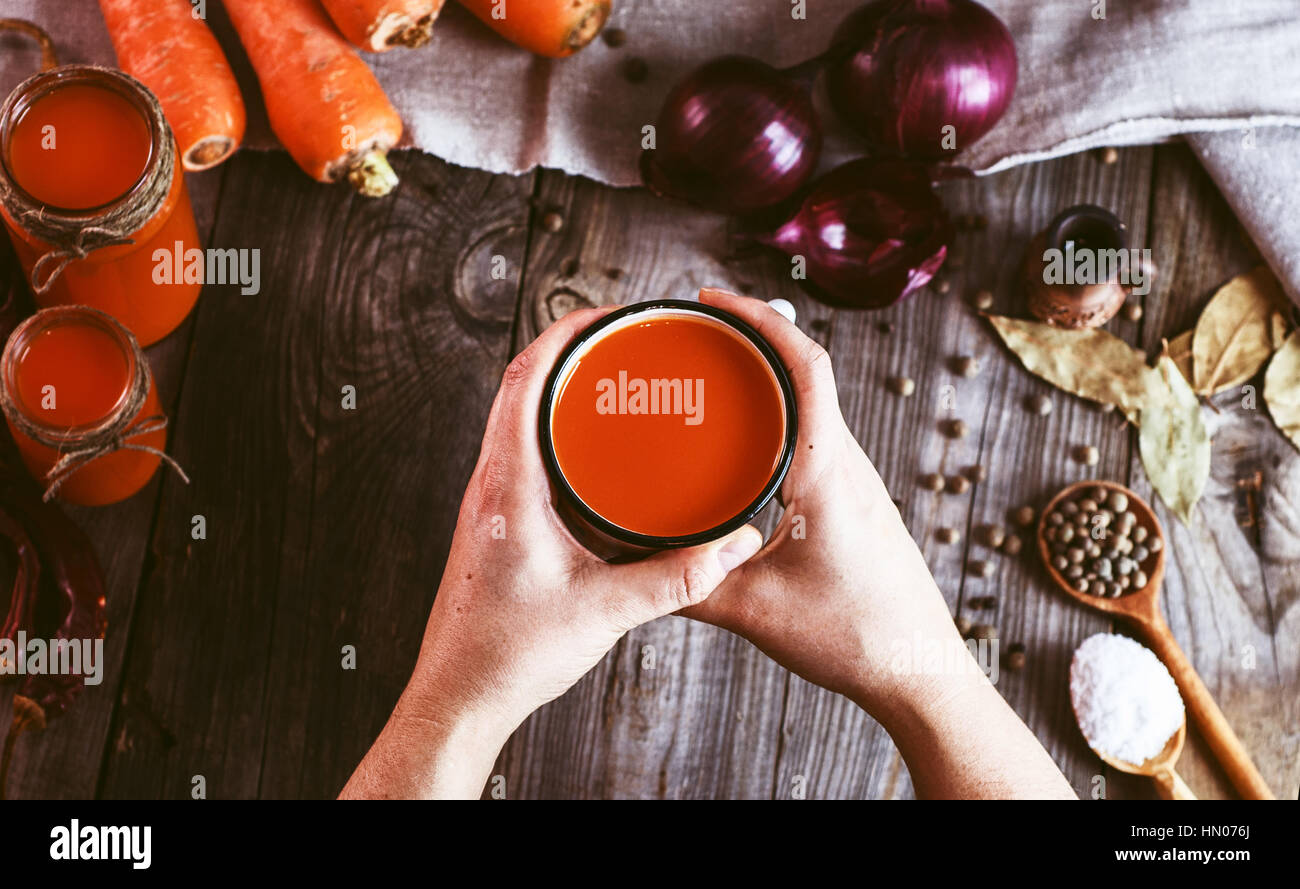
[2,143,1296,800]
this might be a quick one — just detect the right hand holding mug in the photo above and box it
[680,288,964,725]
[683,289,1076,798]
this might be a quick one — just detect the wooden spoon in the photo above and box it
[1038,480,1275,800]
[1076,714,1196,799]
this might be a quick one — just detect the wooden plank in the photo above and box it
[1131,144,1300,799]
[495,171,806,798]
[95,151,530,798]
[771,147,1157,799]
[10,141,1286,800]
[0,168,224,799]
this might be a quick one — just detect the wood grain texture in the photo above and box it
[495,173,798,798]
[94,151,530,798]
[496,146,1296,800]
[0,169,222,800]
[1128,145,1299,799]
[4,144,1295,800]
[779,148,1157,800]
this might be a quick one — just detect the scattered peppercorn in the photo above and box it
[955,615,972,637]
[1001,533,1023,556]
[1099,146,1119,164]
[1122,302,1143,322]
[944,418,970,439]
[935,279,951,295]
[1005,643,1027,671]
[972,289,994,311]
[541,211,564,232]
[1027,392,1052,416]
[921,472,945,492]
[968,559,995,578]
[977,524,1006,549]
[1012,505,1036,527]
[886,375,916,396]
[602,27,628,47]
[964,464,988,484]
[622,57,649,83]
[953,355,979,377]
[946,474,971,495]
[1073,445,1101,466]
[971,623,997,640]
[968,595,997,609]
[936,527,961,545]
[878,321,894,335]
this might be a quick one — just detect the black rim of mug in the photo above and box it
[537,299,799,551]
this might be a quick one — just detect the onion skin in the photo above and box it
[751,158,952,309]
[641,55,822,215]
[826,0,1018,160]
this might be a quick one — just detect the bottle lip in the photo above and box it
[0,305,144,442]
[0,64,166,221]
[1044,203,1127,256]
[537,298,799,552]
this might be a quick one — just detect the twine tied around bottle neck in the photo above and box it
[24,219,137,294]
[0,64,174,295]
[0,308,190,502]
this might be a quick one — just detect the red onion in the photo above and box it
[745,158,951,309]
[640,55,822,215]
[826,0,1017,160]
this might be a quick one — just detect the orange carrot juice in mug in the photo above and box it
[541,300,796,560]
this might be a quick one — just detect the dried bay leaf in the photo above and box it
[1264,329,1300,454]
[1165,329,1194,384]
[1272,312,1291,351]
[1139,355,1211,525]
[1192,265,1288,395]
[986,315,1158,420]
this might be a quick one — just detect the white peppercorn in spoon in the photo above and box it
[1038,480,1274,800]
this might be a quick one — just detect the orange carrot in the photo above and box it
[97,0,246,171]
[456,0,610,58]
[224,0,404,196]
[320,0,447,52]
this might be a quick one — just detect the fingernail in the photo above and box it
[766,298,796,323]
[717,529,761,573]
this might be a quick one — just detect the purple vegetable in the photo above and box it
[746,157,952,309]
[826,0,1018,159]
[640,55,822,214]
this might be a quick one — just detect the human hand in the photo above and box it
[680,289,969,723]
[681,290,1073,798]
[342,305,762,799]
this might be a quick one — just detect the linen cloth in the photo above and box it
[3,0,1298,301]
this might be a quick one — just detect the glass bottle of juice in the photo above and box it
[0,305,184,506]
[0,65,202,347]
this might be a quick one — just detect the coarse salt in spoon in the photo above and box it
[1069,632,1194,799]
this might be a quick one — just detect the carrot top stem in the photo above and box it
[0,19,59,72]
[391,13,437,49]
[567,5,608,53]
[348,151,399,198]
[186,136,238,171]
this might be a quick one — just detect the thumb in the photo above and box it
[606,525,763,627]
